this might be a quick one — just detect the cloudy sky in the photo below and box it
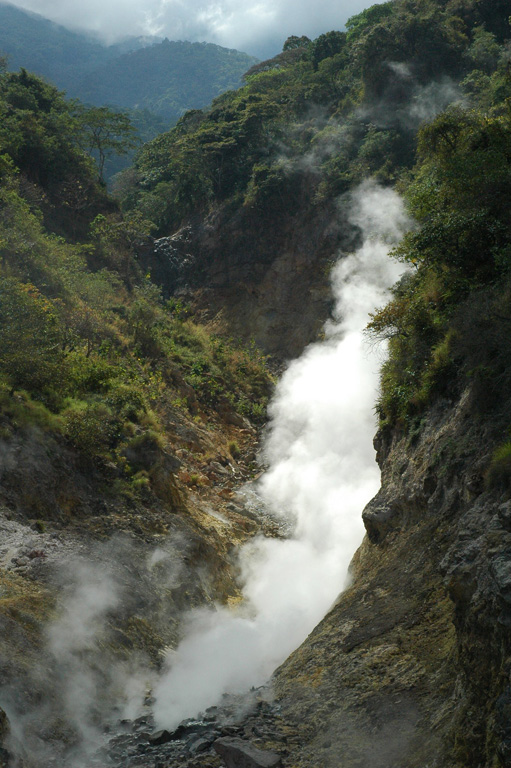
[6,0,382,57]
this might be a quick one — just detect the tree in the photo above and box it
[345,2,394,41]
[309,31,346,71]
[283,35,311,51]
[0,278,65,394]
[76,106,138,182]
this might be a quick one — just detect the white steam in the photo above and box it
[0,535,191,766]
[152,181,410,728]
[46,561,120,758]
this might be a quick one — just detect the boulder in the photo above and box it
[148,729,173,745]
[362,496,400,543]
[214,737,281,768]
[188,735,213,754]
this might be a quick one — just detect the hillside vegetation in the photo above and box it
[118,0,511,444]
[0,2,130,91]
[74,39,258,123]
[0,63,273,531]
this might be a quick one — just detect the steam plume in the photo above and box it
[152,180,410,728]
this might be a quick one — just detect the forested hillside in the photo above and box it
[0,2,153,92]
[117,0,511,360]
[0,3,258,179]
[0,63,272,531]
[0,3,257,124]
[73,40,258,123]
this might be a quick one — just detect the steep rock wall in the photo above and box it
[138,200,358,362]
[273,387,511,767]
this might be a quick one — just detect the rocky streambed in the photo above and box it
[93,689,290,768]
[0,473,293,768]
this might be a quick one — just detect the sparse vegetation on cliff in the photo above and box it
[369,84,511,428]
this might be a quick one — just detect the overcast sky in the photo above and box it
[6,0,382,57]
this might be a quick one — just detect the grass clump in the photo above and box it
[485,441,511,491]
[228,440,241,459]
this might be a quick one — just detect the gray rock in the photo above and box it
[214,737,281,768]
[491,553,511,602]
[0,707,10,768]
[498,502,511,532]
[188,736,213,754]
[362,495,400,543]
[148,729,173,745]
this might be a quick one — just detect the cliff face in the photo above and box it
[273,386,511,767]
[139,198,353,363]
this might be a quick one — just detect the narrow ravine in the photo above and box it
[151,181,410,730]
[2,183,409,768]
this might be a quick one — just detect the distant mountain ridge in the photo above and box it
[0,2,258,124]
[73,39,259,122]
[0,2,156,91]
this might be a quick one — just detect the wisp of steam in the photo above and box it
[153,181,410,728]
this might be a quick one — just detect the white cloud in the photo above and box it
[7,0,385,56]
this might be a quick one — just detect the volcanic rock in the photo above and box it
[214,737,281,768]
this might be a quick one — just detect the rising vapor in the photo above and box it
[152,181,410,728]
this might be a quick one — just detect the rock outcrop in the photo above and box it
[137,200,357,362]
[269,387,511,767]
[214,737,281,768]
[0,707,10,768]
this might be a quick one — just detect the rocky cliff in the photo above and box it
[138,198,352,363]
[271,384,511,767]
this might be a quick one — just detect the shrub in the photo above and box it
[62,402,115,459]
[485,441,511,490]
[67,352,114,395]
[228,440,241,459]
[122,430,163,472]
[105,384,147,421]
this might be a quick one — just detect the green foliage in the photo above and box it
[105,384,147,422]
[4,0,511,466]
[369,52,511,428]
[244,163,300,219]
[464,26,501,73]
[396,108,511,280]
[485,441,511,491]
[0,67,114,239]
[283,36,312,51]
[0,2,128,92]
[0,278,65,396]
[0,66,273,480]
[73,40,257,124]
[158,320,272,421]
[228,440,241,459]
[309,32,347,72]
[345,2,394,41]
[0,68,94,192]
[75,105,138,181]
[0,4,257,125]
[62,401,115,459]
[118,0,500,237]
[122,430,164,473]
